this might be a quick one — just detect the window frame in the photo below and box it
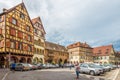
[20,13,25,19]
[10,41,15,49]
[26,25,30,31]
[12,18,17,25]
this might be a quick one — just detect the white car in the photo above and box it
[80,63,103,76]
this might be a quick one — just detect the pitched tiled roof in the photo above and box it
[45,41,67,52]
[0,2,34,28]
[0,3,23,15]
[93,45,114,56]
[32,17,46,34]
[115,51,120,57]
[67,42,92,49]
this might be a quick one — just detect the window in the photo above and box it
[28,35,31,41]
[10,28,16,36]
[34,29,37,34]
[70,56,73,59]
[28,45,31,52]
[36,23,39,27]
[98,50,101,54]
[10,41,15,49]
[18,31,23,39]
[26,25,30,31]
[18,43,22,50]
[12,18,17,25]
[0,16,4,22]
[104,56,106,60]
[0,28,2,34]
[20,13,25,19]
[0,16,2,22]
[106,49,109,54]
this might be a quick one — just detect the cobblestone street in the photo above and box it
[0,68,119,80]
[0,69,9,80]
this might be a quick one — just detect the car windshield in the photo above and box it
[88,64,95,68]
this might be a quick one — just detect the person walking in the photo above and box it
[69,63,72,70]
[75,63,80,79]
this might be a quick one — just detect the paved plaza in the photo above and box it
[0,68,120,80]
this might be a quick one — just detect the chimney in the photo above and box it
[3,8,7,12]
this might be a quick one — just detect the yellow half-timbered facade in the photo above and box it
[32,17,46,64]
[0,3,34,68]
[67,42,93,64]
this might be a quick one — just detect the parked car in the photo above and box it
[15,63,30,71]
[37,63,43,69]
[93,63,108,72]
[80,63,103,76]
[92,64,105,74]
[28,64,34,70]
[28,64,38,70]
[104,64,113,71]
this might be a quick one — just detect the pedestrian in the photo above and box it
[10,63,16,73]
[69,63,72,70]
[75,63,80,79]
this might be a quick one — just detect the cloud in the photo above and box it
[0,0,120,48]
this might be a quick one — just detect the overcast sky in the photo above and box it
[0,0,120,47]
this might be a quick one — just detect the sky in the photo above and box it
[0,0,120,47]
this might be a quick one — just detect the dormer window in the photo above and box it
[106,49,109,54]
[106,49,109,51]
[98,50,101,54]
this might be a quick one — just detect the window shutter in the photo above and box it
[6,40,10,48]
[17,21,19,26]
[9,17,12,23]
[0,28,2,34]
[26,45,28,51]
[1,16,4,22]
[16,42,18,49]
[0,40,4,48]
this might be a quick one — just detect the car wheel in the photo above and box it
[90,71,95,76]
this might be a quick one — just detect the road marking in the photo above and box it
[112,69,120,80]
[2,72,9,80]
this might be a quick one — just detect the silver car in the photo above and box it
[80,63,103,76]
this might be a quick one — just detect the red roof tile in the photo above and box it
[67,42,92,49]
[32,17,46,34]
[93,45,113,56]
